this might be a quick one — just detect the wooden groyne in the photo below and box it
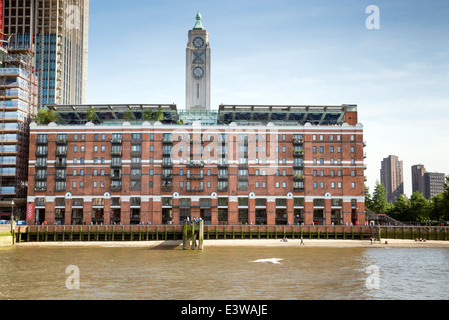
[183,220,204,250]
[11,225,449,244]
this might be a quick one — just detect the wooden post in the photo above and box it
[198,220,204,250]
[183,221,189,250]
[191,223,196,250]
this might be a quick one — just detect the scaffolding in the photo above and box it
[0,34,38,220]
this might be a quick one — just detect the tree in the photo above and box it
[429,193,445,222]
[143,108,154,121]
[123,109,135,122]
[371,181,392,214]
[440,176,449,221]
[388,195,410,222]
[409,191,430,223]
[34,108,59,125]
[365,185,373,210]
[86,106,97,122]
[155,107,164,121]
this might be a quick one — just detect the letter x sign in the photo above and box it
[193,51,205,64]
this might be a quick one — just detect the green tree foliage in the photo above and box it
[34,108,59,125]
[370,181,392,214]
[86,106,97,122]
[123,109,135,121]
[388,194,410,222]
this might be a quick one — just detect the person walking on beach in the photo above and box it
[300,237,304,246]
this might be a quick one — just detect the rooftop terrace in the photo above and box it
[44,104,358,126]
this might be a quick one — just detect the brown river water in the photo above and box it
[1,245,448,300]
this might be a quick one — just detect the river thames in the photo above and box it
[1,244,448,300]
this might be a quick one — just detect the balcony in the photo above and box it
[131,138,142,145]
[293,150,304,157]
[162,137,173,144]
[111,161,122,168]
[35,174,47,180]
[34,186,47,192]
[110,184,122,192]
[130,162,141,168]
[55,138,67,145]
[130,174,141,180]
[35,150,48,156]
[218,174,228,180]
[54,186,66,192]
[55,161,67,168]
[54,174,66,181]
[294,187,305,192]
[36,138,48,145]
[162,173,173,180]
[187,174,203,180]
[218,161,228,167]
[293,138,304,145]
[238,174,249,180]
[110,173,122,180]
[218,186,228,192]
[238,163,248,168]
[35,162,47,168]
[186,160,204,167]
[293,174,304,181]
[186,186,204,192]
[161,185,173,192]
[162,160,172,167]
[130,150,142,156]
[111,137,122,144]
[293,162,304,168]
[55,149,67,156]
[110,150,122,156]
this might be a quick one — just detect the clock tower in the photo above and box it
[186,12,211,111]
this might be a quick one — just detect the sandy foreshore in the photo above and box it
[13,238,449,248]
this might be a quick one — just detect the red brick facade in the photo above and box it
[26,115,366,226]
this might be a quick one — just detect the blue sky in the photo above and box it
[87,0,449,197]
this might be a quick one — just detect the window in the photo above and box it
[275,182,280,188]
[351,182,356,189]
[350,134,355,141]
[313,146,317,153]
[337,182,342,189]
[330,146,334,153]
[282,181,287,188]
[73,146,78,153]
[312,134,316,141]
[320,158,324,165]
[94,134,98,141]
[320,181,324,188]
[319,135,324,141]
[331,182,335,188]
[351,146,355,153]
[351,170,356,177]
[94,145,98,152]
[313,182,318,188]
[101,145,105,152]
[319,146,324,153]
